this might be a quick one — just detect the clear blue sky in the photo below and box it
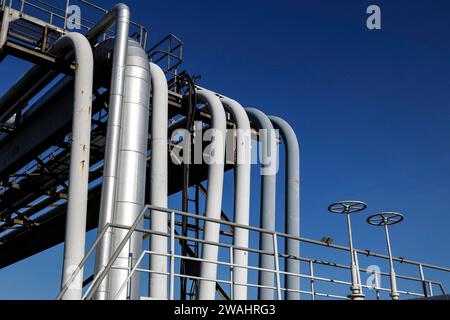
[1,0,450,299]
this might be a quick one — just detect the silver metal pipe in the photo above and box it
[269,116,300,300]
[54,32,94,300]
[245,108,278,300]
[196,89,227,300]
[108,40,151,300]
[93,3,130,301]
[148,62,169,300]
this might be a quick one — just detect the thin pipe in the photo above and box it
[53,32,94,300]
[93,2,130,301]
[196,89,226,300]
[245,107,278,300]
[108,39,151,300]
[148,62,169,300]
[269,116,300,300]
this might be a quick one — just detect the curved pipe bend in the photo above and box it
[195,89,227,300]
[219,97,251,300]
[197,89,252,300]
[269,116,300,300]
[54,32,94,301]
[245,107,278,300]
[148,62,169,300]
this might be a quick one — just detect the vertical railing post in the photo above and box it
[418,264,429,297]
[272,233,282,300]
[374,268,381,300]
[354,250,363,296]
[169,211,175,300]
[230,246,234,300]
[20,0,24,12]
[63,0,70,29]
[126,252,132,299]
[309,260,315,301]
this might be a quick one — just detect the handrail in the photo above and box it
[2,0,148,48]
[56,203,450,300]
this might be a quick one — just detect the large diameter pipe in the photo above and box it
[218,97,251,300]
[93,3,130,300]
[196,89,227,300]
[108,40,151,300]
[148,62,169,299]
[55,32,94,300]
[245,108,278,300]
[269,116,300,300]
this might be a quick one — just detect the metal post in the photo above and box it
[0,6,10,50]
[385,224,399,300]
[309,260,315,301]
[419,263,428,297]
[329,201,367,300]
[230,246,234,300]
[127,253,133,299]
[367,212,404,300]
[63,0,70,29]
[273,233,282,300]
[346,213,363,300]
[170,211,175,301]
[374,268,381,300]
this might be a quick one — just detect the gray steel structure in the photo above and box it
[0,0,449,301]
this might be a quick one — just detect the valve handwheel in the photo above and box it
[367,212,404,226]
[328,201,368,215]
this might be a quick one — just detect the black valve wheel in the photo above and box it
[328,201,368,215]
[367,212,404,226]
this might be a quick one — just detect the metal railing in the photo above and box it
[1,0,148,49]
[57,204,450,300]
